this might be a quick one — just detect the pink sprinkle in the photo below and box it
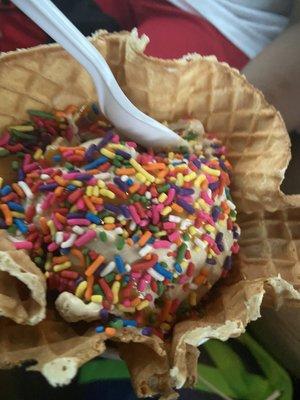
[153,240,171,249]
[152,204,163,225]
[95,204,104,212]
[74,230,96,247]
[87,177,97,185]
[200,191,213,205]
[178,275,189,285]
[145,293,153,302]
[202,234,215,246]
[197,211,214,225]
[68,188,84,203]
[62,150,74,157]
[163,222,176,230]
[138,279,147,292]
[168,231,180,242]
[165,188,176,205]
[231,242,240,254]
[128,205,141,224]
[126,141,137,148]
[62,172,80,179]
[76,198,86,210]
[41,193,54,210]
[63,232,70,240]
[68,218,90,226]
[212,244,221,255]
[23,162,39,173]
[139,219,149,227]
[0,131,10,146]
[122,299,131,307]
[53,215,63,230]
[112,134,120,143]
[131,272,142,280]
[206,174,217,184]
[23,154,31,166]
[48,242,59,252]
[143,273,152,282]
[14,241,33,250]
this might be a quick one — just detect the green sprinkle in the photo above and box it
[176,243,187,263]
[109,319,123,329]
[184,131,198,141]
[99,231,107,242]
[11,129,35,141]
[27,109,55,119]
[183,233,189,242]
[149,225,159,233]
[105,273,115,283]
[113,159,122,167]
[157,184,170,193]
[132,194,140,202]
[34,256,42,266]
[116,236,125,251]
[0,147,10,157]
[93,284,104,296]
[64,162,75,171]
[16,152,25,159]
[157,281,165,296]
[115,155,124,161]
[7,225,17,234]
[11,161,19,171]
[82,248,89,255]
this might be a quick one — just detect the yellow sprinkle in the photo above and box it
[194,246,201,253]
[11,211,25,219]
[181,260,189,270]
[198,199,210,212]
[44,271,50,279]
[201,164,221,176]
[158,193,168,203]
[10,125,34,132]
[97,179,106,189]
[122,230,129,238]
[112,281,121,304]
[101,148,115,159]
[160,322,171,331]
[47,220,56,236]
[53,261,71,272]
[209,249,218,257]
[136,299,149,310]
[104,216,115,224]
[0,177,3,188]
[117,305,135,313]
[154,230,167,237]
[86,186,93,196]
[169,177,176,183]
[161,206,172,216]
[136,172,146,183]
[195,174,207,188]
[91,295,103,303]
[70,180,83,187]
[189,226,198,236]
[184,172,197,182]
[93,186,99,197]
[108,143,128,151]
[176,173,184,186]
[100,188,115,199]
[33,148,43,160]
[44,259,52,271]
[145,180,151,186]
[205,224,216,233]
[75,281,87,298]
[218,219,227,227]
[194,202,200,210]
[190,292,197,306]
[130,158,155,182]
[168,152,174,160]
[70,205,77,213]
[155,178,164,185]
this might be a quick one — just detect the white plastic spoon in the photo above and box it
[12,0,188,149]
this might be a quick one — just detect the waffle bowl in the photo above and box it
[0,30,299,398]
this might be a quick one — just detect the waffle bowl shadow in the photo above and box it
[0,30,299,399]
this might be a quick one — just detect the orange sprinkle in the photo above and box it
[138,231,152,247]
[27,172,39,179]
[85,255,105,277]
[90,196,103,205]
[39,217,49,234]
[103,223,115,231]
[160,299,172,321]
[12,183,25,198]
[84,275,94,301]
[143,163,166,171]
[157,169,169,179]
[144,253,152,260]
[59,146,85,152]
[126,238,134,247]
[0,204,12,226]
[115,274,122,281]
[129,183,140,194]
[75,149,85,156]
[55,212,67,224]
[54,176,67,186]
[64,104,78,114]
[54,187,64,197]
[105,327,116,337]
[131,298,141,307]
[83,195,96,212]
[115,167,136,176]
[53,255,69,264]
[54,111,66,119]
[71,248,85,267]
[171,203,184,213]
[194,274,207,286]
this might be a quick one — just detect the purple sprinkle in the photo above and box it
[96,131,114,150]
[211,206,220,222]
[120,205,131,218]
[223,256,232,270]
[75,277,84,286]
[192,159,201,168]
[18,169,25,181]
[113,177,128,192]
[0,218,7,228]
[206,257,216,265]
[105,204,120,214]
[75,173,93,181]
[39,183,58,191]
[67,212,86,219]
[100,308,109,322]
[209,182,219,191]
[170,184,180,193]
[115,149,131,160]
[176,198,195,214]
[85,144,98,161]
[177,187,194,196]
[141,327,153,336]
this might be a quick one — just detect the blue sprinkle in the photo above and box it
[123,275,130,283]
[126,178,134,186]
[14,218,28,234]
[113,177,128,192]
[209,182,219,191]
[99,308,109,321]
[85,144,97,161]
[0,185,12,196]
[52,154,62,163]
[176,198,195,214]
[60,248,71,255]
[82,156,108,170]
[211,206,220,222]
[148,237,155,244]
[85,212,101,224]
[66,184,77,191]
[95,325,104,333]
[132,235,139,243]
[18,170,25,181]
[7,201,24,212]
[174,262,182,273]
[123,320,137,327]
[105,204,120,214]
[154,263,173,280]
[115,255,126,274]
[119,205,130,218]
[192,159,201,168]
[115,149,131,160]
[91,103,100,114]
[39,183,58,191]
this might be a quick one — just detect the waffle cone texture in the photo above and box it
[0,30,299,399]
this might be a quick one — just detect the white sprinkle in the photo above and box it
[100,261,116,277]
[169,215,181,223]
[94,172,111,181]
[129,221,136,231]
[189,283,198,290]
[114,227,123,235]
[148,267,165,281]
[72,225,84,235]
[125,263,131,272]
[139,244,152,257]
[18,181,33,199]
[180,220,192,230]
[145,191,152,199]
[41,174,50,180]
[61,233,77,249]
[194,237,207,249]
[120,175,128,182]
[36,203,43,215]
[55,231,64,244]
[227,200,236,210]
[152,198,159,204]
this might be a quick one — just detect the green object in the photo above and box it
[176,243,187,263]
[99,231,107,242]
[0,147,10,157]
[11,161,19,171]
[116,236,125,251]
[79,359,130,383]
[27,109,55,119]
